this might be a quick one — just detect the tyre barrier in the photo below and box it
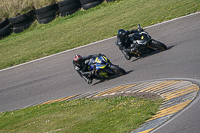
[35,4,59,24]
[0,19,12,39]
[0,18,10,29]
[106,0,116,2]
[9,10,35,34]
[58,0,81,17]
[0,0,115,40]
[0,24,12,40]
[80,0,104,10]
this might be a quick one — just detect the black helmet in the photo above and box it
[117,29,127,40]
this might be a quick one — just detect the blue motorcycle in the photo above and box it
[88,54,126,80]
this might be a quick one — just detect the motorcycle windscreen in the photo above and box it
[134,32,150,41]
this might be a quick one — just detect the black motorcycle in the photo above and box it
[116,24,167,58]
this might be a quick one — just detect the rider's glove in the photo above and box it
[98,53,102,57]
[138,28,144,32]
[87,79,92,84]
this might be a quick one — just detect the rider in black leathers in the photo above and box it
[116,28,143,60]
[73,54,102,84]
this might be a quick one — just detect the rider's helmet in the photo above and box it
[74,54,84,67]
[117,29,127,40]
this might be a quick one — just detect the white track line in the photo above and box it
[1,12,200,72]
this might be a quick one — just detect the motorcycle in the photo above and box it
[88,54,126,81]
[116,24,167,58]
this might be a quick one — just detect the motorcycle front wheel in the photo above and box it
[149,39,167,51]
[110,65,126,75]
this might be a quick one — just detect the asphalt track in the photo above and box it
[0,12,200,132]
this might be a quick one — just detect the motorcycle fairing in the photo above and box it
[88,55,109,71]
[88,55,113,77]
[133,32,151,41]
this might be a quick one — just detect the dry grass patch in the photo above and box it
[33,0,56,9]
[0,0,35,18]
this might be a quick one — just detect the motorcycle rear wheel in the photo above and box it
[110,65,126,75]
[150,39,167,51]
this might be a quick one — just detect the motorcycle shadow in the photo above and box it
[92,70,134,85]
[131,51,160,62]
[131,44,176,62]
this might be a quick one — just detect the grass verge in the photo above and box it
[0,96,162,133]
[0,0,200,70]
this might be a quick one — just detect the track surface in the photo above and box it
[0,12,200,132]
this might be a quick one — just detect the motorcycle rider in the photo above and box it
[116,28,143,60]
[73,54,103,84]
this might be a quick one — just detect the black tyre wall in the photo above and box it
[36,10,58,20]
[9,10,35,25]
[35,4,58,15]
[58,0,78,7]
[12,19,32,27]
[13,22,32,34]
[80,0,99,5]
[10,14,31,25]
[81,0,104,10]
[37,16,56,24]
[59,2,81,12]
[9,11,35,33]
[0,19,10,29]
[58,0,81,17]
[106,0,116,2]
[0,24,12,39]
[35,4,59,24]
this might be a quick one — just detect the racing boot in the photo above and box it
[87,79,92,84]
[121,49,131,60]
[83,75,93,84]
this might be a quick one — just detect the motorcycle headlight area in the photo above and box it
[136,40,148,45]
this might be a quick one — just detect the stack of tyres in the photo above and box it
[35,4,59,24]
[9,10,35,34]
[106,0,116,2]
[0,19,12,39]
[80,0,104,10]
[58,0,81,17]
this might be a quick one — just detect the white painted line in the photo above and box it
[1,12,200,72]
[145,12,200,29]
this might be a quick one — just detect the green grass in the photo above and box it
[0,0,200,70]
[0,96,162,132]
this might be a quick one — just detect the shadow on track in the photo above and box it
[92,70,134,86]
[131,44,177,62]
